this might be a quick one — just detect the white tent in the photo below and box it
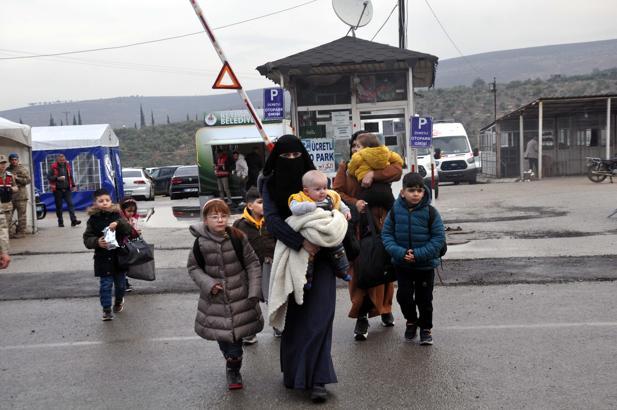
[31,124,124,211]
[0,117,37,234]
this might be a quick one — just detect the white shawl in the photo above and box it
[268,208,348,331]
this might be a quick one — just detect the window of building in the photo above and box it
[39,154,60,193]
[297,75,351,106]
[72,152,101,191]
[356,72,407,103]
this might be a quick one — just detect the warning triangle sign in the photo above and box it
[212,62,241,89]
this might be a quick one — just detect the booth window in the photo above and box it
[72,152,102,191]
[40,154,60,193]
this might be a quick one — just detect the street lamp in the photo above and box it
[489,77,497,124]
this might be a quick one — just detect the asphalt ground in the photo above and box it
[1,282,616,409]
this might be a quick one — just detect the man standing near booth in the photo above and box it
[8,153,31,238]
[47,153,81,228]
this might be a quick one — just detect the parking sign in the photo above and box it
[263,88,284,121]
[410,116,433,148]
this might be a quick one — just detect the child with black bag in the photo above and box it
[381,172,445,345]
[83,189,131,321]
[119,198,140,292]
[187,199,263,390]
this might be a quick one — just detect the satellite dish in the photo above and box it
[332,0,373,31]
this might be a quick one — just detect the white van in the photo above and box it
[431,122,480,184]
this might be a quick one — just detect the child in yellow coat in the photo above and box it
[346,133,403,210]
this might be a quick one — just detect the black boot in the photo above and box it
[225,357,243,390]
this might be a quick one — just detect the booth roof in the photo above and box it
[196,121,292,146]
[0,117,32,147]
[256,36,438,88]
[32,124,119,151]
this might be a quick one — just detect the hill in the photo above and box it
[1,39,616,127]
[436,38,617,87]
[117,68,617,167]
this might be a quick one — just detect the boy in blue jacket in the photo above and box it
[382,172,445,345]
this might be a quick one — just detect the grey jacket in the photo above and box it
[187,223,264,343]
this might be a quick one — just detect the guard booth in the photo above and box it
[257,36,438,171]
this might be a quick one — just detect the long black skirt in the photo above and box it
[281,251,337,389]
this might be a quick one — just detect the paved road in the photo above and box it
[2,282,617,409]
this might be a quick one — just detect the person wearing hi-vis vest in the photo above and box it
[47,153,81,227]
[0,155,17,236]
[8,153,31,238]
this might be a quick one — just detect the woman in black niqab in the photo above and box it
[263,134,315,218]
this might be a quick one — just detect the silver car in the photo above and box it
[122,168,155,201]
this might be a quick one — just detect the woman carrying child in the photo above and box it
[187,199,263,390]
[333,131,403,341]
[260,135,336,403]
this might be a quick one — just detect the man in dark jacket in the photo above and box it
[47,153,80,227]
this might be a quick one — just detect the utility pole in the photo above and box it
[490,77,497,123]
[398,0,406,49]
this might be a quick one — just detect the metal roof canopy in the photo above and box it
[481,94,617,131]
[256,36,438,87]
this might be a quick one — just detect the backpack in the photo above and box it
[192,227,245,271]
[390,205,447,257]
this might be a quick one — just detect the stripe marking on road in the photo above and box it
[2,322,617,350]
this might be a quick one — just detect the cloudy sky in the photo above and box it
[1,0,615,111]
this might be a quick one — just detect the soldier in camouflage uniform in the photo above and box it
[0,211,10,269]
[8,153,31,238]
[0,155,17,237]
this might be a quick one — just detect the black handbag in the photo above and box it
[356,209,396,289]
[342,220,360,262]
[127,259,156,281]
[118,237,154,270]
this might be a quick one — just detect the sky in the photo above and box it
[1,0,616,111]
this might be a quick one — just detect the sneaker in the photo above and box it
[125,283,134,293]
[242,335,258,345]
[101,309,113,321]
[58,221,64,227]
[310,384,328,403]
[273,328,283,338]
[354,315,369,341]
[71,220,81,227]
[420,329,433,345]
[381,312,395,327]
[113,298,124,313]
[404,322,418,341]
[13,232,25,239]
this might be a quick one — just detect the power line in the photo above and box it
[371,2,398,41]
[422,0,482,75]
[0,0,319,61]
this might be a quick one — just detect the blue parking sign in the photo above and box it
[263,88,284,121]
[410,116,433,148]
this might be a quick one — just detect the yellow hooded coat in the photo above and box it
[347,146,404,181]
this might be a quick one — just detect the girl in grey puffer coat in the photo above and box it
[187,199,263,390]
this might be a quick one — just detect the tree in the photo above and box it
[195,113,198,121]
[49,113,56,126]
[18,117,23,124]
[78,110,82,125]
[472,78,486,89]
[151,110,155,127]
[72,115,77,125]
[60,120,64,126]
[134,123,137,129]
[140,104,146,128]
[166,114,170,124]
[186,113,190,121]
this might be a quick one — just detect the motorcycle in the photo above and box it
[35,188,47,220]
[586,157,617,183]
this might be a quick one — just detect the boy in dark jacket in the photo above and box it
[233,187,277,341]
[83,189,131,321]
[382,172,445,345]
